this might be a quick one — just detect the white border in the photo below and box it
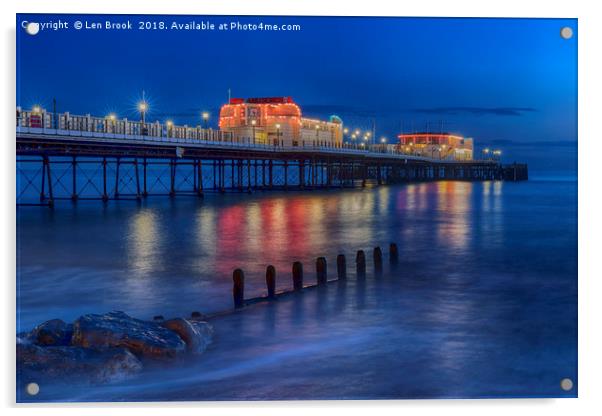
[2,0,600,415]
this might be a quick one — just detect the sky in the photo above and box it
[16,14,577,175]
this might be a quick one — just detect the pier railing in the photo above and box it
[16,108,479,162]
[16,108,230,142]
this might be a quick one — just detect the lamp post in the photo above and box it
[107,113,116,133]
[137,101,148,135]
[482,148,491,160]
[138,101,147,124]
[315,124,320,147]
[251,119,256,144]
[202,111,209,129]
[275,123,281,147]
[166,120,173,138]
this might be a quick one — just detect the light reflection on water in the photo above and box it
[16,179,577,400]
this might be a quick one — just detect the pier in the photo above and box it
[16,109,527,207]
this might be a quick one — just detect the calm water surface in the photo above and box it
[16,179,577,401]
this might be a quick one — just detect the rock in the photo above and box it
[72,311,186,359]
[17,343,142,384]
[28,319,73,346]
[161,318,213,354]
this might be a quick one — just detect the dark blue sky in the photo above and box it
[17,14,577,175]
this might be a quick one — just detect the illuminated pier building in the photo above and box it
[219,97,343,147]
[397,133,474,161]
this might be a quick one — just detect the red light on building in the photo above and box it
[397,133,465,145]
[219,96,342,146]
[397,132,474,160]
[246,97,294,104]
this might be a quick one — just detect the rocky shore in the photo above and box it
[17,311,213,384]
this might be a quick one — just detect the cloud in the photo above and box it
[411,107,537,117]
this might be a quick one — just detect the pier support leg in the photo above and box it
[43,155,54,207]
[40,156,46,203]
[197,160,204,197]
[269,160,273,189]
[143,157,148,197]
[247,159,252,193]
[102,157,108,202]
[71,156,78,201]
[134,159,141,200]
[169,159,176,197]
[114,157,121,199]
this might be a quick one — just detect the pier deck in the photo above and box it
[16,125,527,207]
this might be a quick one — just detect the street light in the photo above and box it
[138,101,148,124]
[251,119,257,144]
[202,111,210,129]
[275,123,281,146]
[32,105,41,114]
[315,124,320,147]
[107,113,117,133]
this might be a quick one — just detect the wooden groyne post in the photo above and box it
[292,261,304,291]
[373,246,383,273]
[389,243,399,265]
[337,254,347,280]
[316,257,328,285]
[233,268,245,308]
[266,265,276,298]
[356,250,366,276]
